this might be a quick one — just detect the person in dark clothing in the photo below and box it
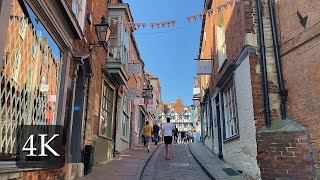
[180,131,185,143]
[153,124,160,145]
[173,126,178,144]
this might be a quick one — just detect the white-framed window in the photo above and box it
[12,48,21,81]
[122,94,130,139]
[72,0,86,30]
[19,17,27,40]
[31,41,37,59]
[223,80,238,139]
[217,13,227,69]
[100,81,114,138]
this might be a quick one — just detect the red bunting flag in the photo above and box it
[156,23,160,28]
[193,15,198,21]
[151,23,155,29]
[142,23,146,29]
[172,20,176,26]
[136,23,141,29]
[187,16,192,23]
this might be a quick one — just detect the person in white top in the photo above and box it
[161,117,175,160]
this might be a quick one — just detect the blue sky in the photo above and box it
[124,0,203,106]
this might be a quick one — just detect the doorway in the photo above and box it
[70,65,86,163]
[215,95,223,159]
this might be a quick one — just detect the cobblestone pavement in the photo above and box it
[141,144,211,180]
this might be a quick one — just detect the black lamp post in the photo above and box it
[90,15,112,51]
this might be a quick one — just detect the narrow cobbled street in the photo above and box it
[141,144,210,180]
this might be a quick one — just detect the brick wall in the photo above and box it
[274,0,320,170]
[257,131,314,179]
[17,168,65,180]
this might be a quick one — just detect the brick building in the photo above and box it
[0,0,157,179]
[198,0,318,179]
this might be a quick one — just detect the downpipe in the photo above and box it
[256,0,271,128]
[267,0,288,119]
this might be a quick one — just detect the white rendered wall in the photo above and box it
[222,56,261,179]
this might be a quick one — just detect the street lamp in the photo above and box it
[90,15,112,51]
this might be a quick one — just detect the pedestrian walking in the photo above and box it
[173,126,178,144]
[143,121,153,152]
[192,130,197,143]
[187,130,192,143]
[161,117,175,160]
[181,131,185,144]
[153,123,160,145]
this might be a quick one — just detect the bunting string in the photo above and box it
[111,0,240,30]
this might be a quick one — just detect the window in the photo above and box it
[72,0,86,30]
[122,94,130,139]
[100,81,114,138]
[12,48,21,81]
[217,13,226,69]
[223,80,238,139]
[19,17,27,40]
[108,17,120,59]
[31,41,37,59]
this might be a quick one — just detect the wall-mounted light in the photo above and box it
[90,15,112,51]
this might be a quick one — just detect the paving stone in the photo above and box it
[141,144,211,180]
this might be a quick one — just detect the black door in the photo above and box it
[215,96,223,159]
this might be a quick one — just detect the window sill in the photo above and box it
[0,161,43,173]
[218,58,227,73]
[121,137,129,143]
[98,134,113,141]
[223,134,240,143]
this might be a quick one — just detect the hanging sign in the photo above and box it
[147,104,155,113]
[193,100,201,107]
[127,89,137,100]
[47,94,57,102]
[142,90,152,99]
[193,88,201,95]
[134,98,144,106]
[128,64,142,74]
[197,60,212,75]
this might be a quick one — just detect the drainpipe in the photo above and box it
[256,0,271,128]
[113,86,120,157]
[267,0,288,119]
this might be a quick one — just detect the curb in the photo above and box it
[135,143,163,180]
[188,144,216,180]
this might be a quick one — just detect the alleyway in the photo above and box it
[141,144,210,180]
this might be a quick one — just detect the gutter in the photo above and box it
[267,0,288,119]
[256,0,271,128]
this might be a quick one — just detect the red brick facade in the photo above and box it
[257,131,313,179]
[274,0,320,169]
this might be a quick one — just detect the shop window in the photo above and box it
[122,94,130,139]
[100,81,114,138]
[1,0,62,156]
